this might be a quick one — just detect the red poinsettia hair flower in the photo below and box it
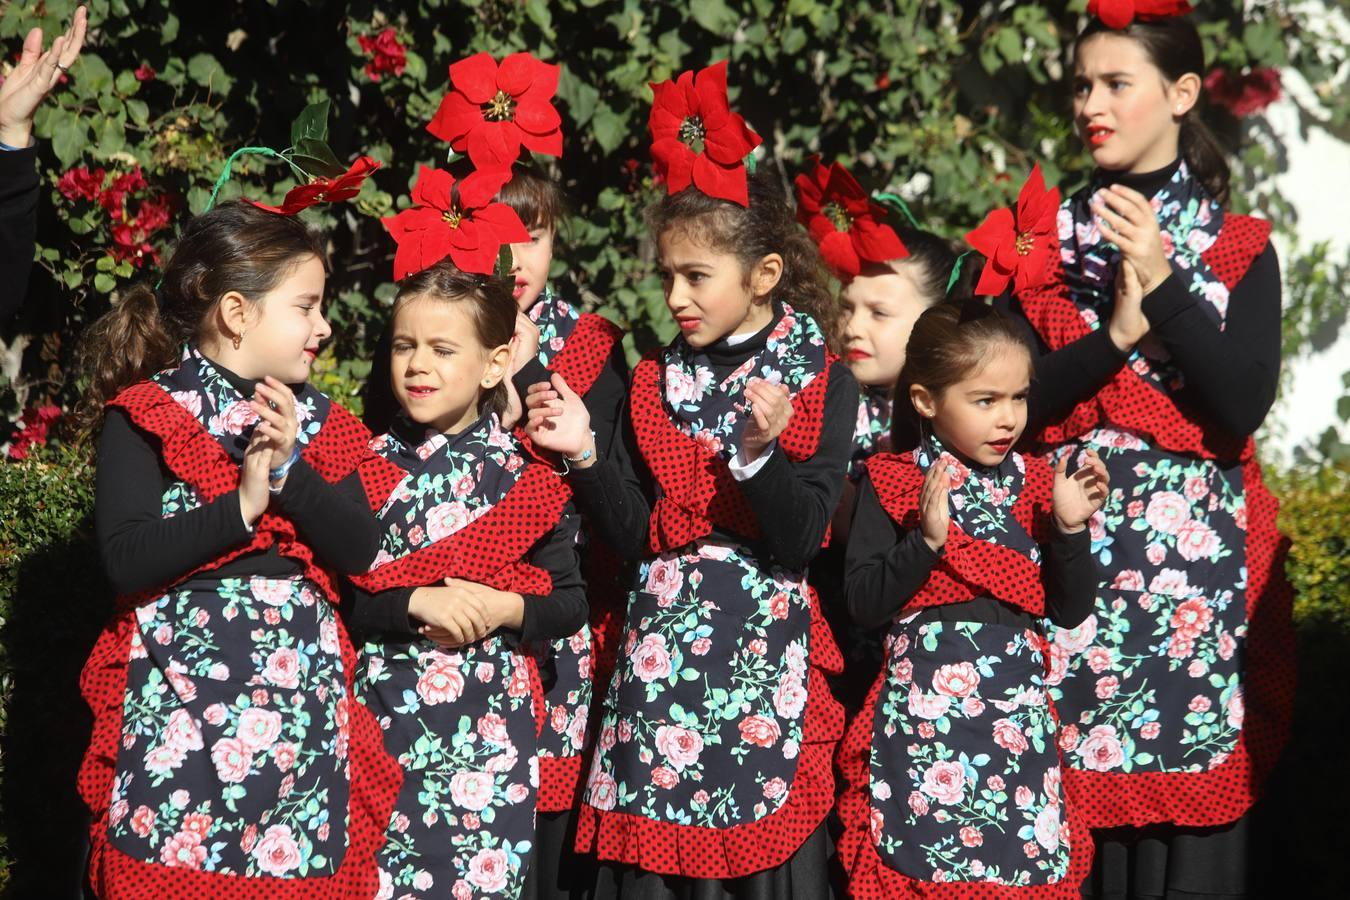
[245,156,382,216]
[427,52,563,169]
[382,165,530,279]
[648,60,762,207]
[964,162,1061,297]
[794,157,907,281]
[1087,0,1194,30]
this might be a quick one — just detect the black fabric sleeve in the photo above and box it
[582,343,630,462]
[519,503,587,642]
[1140,245,1282,436]
[0,144,39,323]
[512,358,552,400]
[737,361,858,571]
[273,460,380,574]
[1041,524,1096,629]
[343,584,418,641]
[843,474,942,628]
[564,389,655,562]
[995,293,1130,435]
[95,409,253,596]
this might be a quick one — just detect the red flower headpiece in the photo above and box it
[245,156,381,216]
[1087,0,1194,30]
[794,157,908,281]
[427,52,563,169]
[648,61,762,207]
[382,166,530,279]
[964,162,1061,297]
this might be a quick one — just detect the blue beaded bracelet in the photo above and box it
[269,445,302,483]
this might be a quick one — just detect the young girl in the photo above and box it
[838,302,1109,896]
[495,162,630,900]
[1008,8,1293,896]
[77,201,399,896]
[345,261,587,899]
[524,163,857,894]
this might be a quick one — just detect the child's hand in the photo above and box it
[500,377,523,431]
[238,431,272,526]
[741,379,792,461]
[410,584,491,648]
[442,577,524,632]
[919,462,951,552]
[524,373,594,465]
[511,312,541,376]
[1094,184,1171,295]
[1053,449,1110,534]
[250,376,299,470]
[1107,258,1149,353]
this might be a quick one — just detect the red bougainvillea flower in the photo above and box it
[648,60,762,207]
[427,52,562,169]
[382,165,530,279]
[1204,67,1282,118]
[1087,0,1194,30]
[57,166,107,203]
[7,405,62,460]
[245,156,382,216]
[965,163,1061,297]
[100,167,147,216]
[134,62,156,82]
[794,157,907,281]
[359,27,407,82]
[112,194,172,268]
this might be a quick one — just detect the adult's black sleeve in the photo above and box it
[843,474,942,629]
[995,293,1130,435]
[272,461,380,574]
[519,503,587,642]
[1139,245,1282,436]
[0,144,39,323]
[1041,525,1097,629]
[737,362,858,571]
[96,409,253,596]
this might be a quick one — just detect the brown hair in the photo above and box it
[646,169,839,347]
[854,226,970,310]
[76,200,326,435]
[1075,16,1230,204]
[892,302,1034,448]
[363,261,517,434]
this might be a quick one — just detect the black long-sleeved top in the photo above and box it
[343,414,587,645]
[512,336,629,464]
[566,311,859,572]
[95,366,382,597]
[0,143,38,323]
[1001,158,1281,440]
[845,472,1096,631]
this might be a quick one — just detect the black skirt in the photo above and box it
[1084,816,1248,900]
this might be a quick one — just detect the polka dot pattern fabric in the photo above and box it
[1017,215,1295,829]
[1019,215,1271,462]
[628,351,835,553]
[866,453,1055,616]
[80,384,402,899]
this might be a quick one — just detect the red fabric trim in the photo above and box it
[573,586,843,877]
[1019,215,1270,461]
[865,453,1051,616]
[80,384,401,896]
[835,671,1093,898]
[538,755,586,814]
[549,313,624,398]
[630,351,835,554]
[1062,457,1295,827]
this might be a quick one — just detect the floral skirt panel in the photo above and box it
[532,623,594,812]
[108,576,352,878]
[357,636,537,899]
[1047,429,1247,779]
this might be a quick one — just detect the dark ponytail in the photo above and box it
[1075,16,1230,205]
[646,169,839,348]
[77,200,327,436]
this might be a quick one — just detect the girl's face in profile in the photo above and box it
[841,259,934,390]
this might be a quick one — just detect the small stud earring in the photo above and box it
[232,332,243,350]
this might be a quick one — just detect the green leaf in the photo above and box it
[591,103,626,154]
[292,138,346,179]
[94,273,117,294]
[74,54,114,97]
[62,269,83,289]
[690,0,736,34]
[114,70,142,95]
[187,53,234,96]
[126,99,150,126]
[290,100,331,147]
[525,0,554,34]
[558,69,600,127]
[51,112,88,167]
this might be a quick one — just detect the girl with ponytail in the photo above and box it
[77,200,399,897]
[1001,3,1295,896]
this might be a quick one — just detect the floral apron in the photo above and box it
[1017,163,1295,828]
[523,289,625,811]
[837,441,1092,897]
[80,349,399,897]
[576,305,845,879]
[354,415,568,899]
